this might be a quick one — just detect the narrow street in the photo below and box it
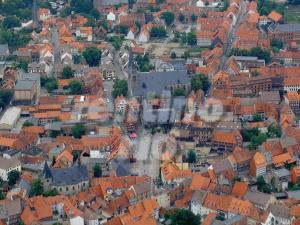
[218,0,247,71]
[51,26,60,78]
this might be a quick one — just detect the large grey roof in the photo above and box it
[50,165,89,186]
[14,80,35,90]
[269,204,290,219]
[244,191,272,208]
[275,23,300,32]
[132,70,189,96]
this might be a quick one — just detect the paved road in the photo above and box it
[218,0,247,71]
[103,80,114,113]
[51,27,60,78]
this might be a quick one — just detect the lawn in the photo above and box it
[284,5,300,23]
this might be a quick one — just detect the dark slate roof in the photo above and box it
[50,165,88,186]
[132,70,189,96]
[275,23,300,32]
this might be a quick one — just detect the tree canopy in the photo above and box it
[150,27,167,38]
[191,73,210,93]
[173,88,185,96]
[69,80,83,94]
[71,124,85,139]
[61,66,74,79]
[135,54,154,72]
[93,164,102,177]
[187,150,197,163]
[2,15,20,29]
[0,0,33,20]
[167,209,200,225]
[0,89,13,109]
[29,179,44,197]
[70,0,93,13]
[41,77,58,93]
[82,46,101,67]
[230,47,271,64]
[8,170,20,186]
[187,31,197,45]
[160,11,175,26]
[112,79,128,98]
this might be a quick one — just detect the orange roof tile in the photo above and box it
[272,152,295,167]
[190,173,211,190]
[231,182,248,198]
[268,10,282,22]
[252,152,267,168]
[22,126,45,135]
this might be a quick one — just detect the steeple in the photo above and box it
[42,162,52,179]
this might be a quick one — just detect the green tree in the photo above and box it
[17,60,29,72]
[2,15,21,29]
[84,18,96,27]
[0,89,12,108]
[93,164,102,177]
[169,209,200,225]
[114,24,129,35]
[61,66,74,79]
[187,150,197,163]
[73,54,81,64]
[173,88,185,96]
[22,121,33,127]
[18,220,25,225]
[179,14,185,23]
[29,179,44,197]
[150,27,167,38]
[43,189,59,197]
[0,190,5,200]
[60,6,72,18]
[71,124,85,139]
[191,73,210,93]
[44,78,58,93]
[82,46,101,66]
[7,170,20,186]
[135,54,154,72]
[170,52,177,59]
[160,11,175,26]
[187,31,197,45]
[112,79,128,98]
[90,8,100,19]
[267,123,281,138]
[70,0,93,13]
[271,39,283,49]
[69,80,83,94]
[109,36,124,50]
[191,14,197,22]
[250,133,268,148]
[50,130,61,138]
[252,113,263,122]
